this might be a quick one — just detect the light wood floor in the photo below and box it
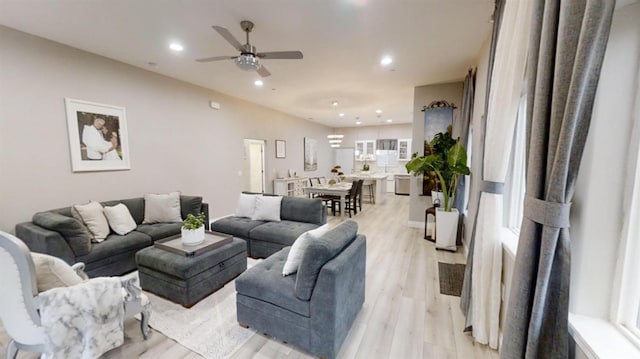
[0,194,498,359]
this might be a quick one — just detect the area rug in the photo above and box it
[124,259,260,359]
[438,262,466,297]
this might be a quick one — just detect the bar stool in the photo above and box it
[362,179,375,204]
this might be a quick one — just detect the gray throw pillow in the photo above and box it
[32,212,92,256]
[294,220,358,300]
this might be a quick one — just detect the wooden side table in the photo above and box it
[424,206,437,242]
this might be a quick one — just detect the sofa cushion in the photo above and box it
[235,193,260,218]
[283,224,330,276]
[103,203,137,235]
[31,252,85,292]
[180,195,203,219]
[281,197,324,225]
[77,230,152,265]
[295,220,358,300]
[249,220,319,247]
[211,216,265,239]
[252,195,282,222]
[143,192,182,224]
[236,248,311,316]
[136,223,182,241]
[72,201,110,242]
[118,198,145,224]
[32,212,92,256]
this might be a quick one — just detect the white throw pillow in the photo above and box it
[72,201,110,242]
[282,224,330,276]
[31,252,85,292]
[235,193,260,218]
[251,195,282,222]
[103,203,137,235]
[143,191,182,224]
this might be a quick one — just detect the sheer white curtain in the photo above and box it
[470,0,533,348]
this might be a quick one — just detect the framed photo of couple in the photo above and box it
[65,98,131,172]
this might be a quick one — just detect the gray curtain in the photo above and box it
[454,68,476,245]
[501,1,615,358]
[460,0,505,330]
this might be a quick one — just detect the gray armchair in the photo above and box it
[235,220,366,359]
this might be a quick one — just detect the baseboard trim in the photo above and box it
[408,221,425,229]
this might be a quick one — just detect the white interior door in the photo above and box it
[244,139,265,193]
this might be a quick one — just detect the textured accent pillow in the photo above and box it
[282,224,330,276]
[252,195,282,221]
[143,191,182,224]
[32,212,92,256]
[235,193,260,218]
[31,252,85,292]
[72,201,110,243]
[103,203,137,235]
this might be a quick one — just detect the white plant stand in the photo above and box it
[435,208,458,251]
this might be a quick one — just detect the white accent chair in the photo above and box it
[0,230,151,359]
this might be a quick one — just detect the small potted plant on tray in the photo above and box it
[181,212,206,246]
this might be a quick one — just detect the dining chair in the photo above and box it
[332,180,363,218]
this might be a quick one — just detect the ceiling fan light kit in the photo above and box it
[236,54,260,71]
[196,20,303,78]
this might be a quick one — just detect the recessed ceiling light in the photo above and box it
[375,109,382,114]
[386,119,393,123]
[380,56,393,66]
[356,121,362,125]
[331,144,341,148]
[332,100,339,107]
[339,113,345,117]
[169,43,184,52]
[254,80,264,86]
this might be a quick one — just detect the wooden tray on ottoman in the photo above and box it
[155,231,232,257]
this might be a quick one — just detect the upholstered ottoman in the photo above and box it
[136,237,247,307]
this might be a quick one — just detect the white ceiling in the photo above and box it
[0,0,493,128]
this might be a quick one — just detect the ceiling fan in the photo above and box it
[196,20,303,77]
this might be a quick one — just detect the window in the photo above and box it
[615,118,640,346]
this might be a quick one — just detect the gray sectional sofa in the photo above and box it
[15,195,208,277]
[211,196,326,258]
[235,220,366,359]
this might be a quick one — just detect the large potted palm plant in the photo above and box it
[406,129,470,250]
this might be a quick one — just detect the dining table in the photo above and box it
[303,182,352,218]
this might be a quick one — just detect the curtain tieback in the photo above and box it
[481,180,504,194]
[523,195,571,228]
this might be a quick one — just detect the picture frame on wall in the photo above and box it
[275,139,286,158]
[304,137,317,171]
[65,98,131,172]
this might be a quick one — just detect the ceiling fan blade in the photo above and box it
[212,25,244,51]
[256,51,303,60]
[195,55,236,63]
[256,65,271,77]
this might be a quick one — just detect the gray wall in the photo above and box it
[409,82,464,224]
[0,26,333,232]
